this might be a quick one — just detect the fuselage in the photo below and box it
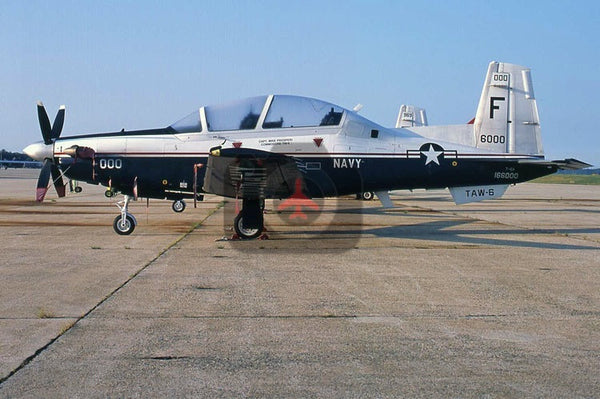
[28,94,557,201]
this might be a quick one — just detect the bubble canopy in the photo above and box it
[169,95,345,133]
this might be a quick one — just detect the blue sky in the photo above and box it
[2,1,599,165]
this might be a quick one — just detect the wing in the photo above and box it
[202,147,302,199]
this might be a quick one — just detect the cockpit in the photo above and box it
[170,95,345,133]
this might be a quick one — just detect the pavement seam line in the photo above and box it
[0,202,224,387]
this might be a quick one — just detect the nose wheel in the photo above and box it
[113,195,137,235]
[113,213,136,235]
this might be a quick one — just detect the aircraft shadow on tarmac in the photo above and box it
[288,206,600,251]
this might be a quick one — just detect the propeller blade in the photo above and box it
[36,159,52,202]
[37,101,53,145]
[50,163,66,198]
[51,105,65,140]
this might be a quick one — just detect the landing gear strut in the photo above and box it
[233,199,264,239]
[113,195,137,235]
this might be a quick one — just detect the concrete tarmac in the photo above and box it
[0,169,599,397]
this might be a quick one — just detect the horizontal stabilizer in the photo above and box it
[518,158,592,170]
[449,184,509,205]
[549,158,592,170]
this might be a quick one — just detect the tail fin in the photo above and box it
[395,105,428,128]
[474,62,542,155]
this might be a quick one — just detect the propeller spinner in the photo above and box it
[23,102,67,202]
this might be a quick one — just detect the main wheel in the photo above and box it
[234,213,263,239]
[113,213,136,235]
[361,191,375,201]
[172,199,186,213]
[74,186,83,193]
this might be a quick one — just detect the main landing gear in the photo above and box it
[356,191,375,201]
[113,195,137,235]
[172,199,186,213]
[233,199,264,240]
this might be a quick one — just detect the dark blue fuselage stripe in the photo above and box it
[61,155,556,199]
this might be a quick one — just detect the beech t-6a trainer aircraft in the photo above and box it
[24,61,589,238]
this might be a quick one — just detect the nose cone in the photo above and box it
[23,141,53,161]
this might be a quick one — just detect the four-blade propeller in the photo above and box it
[34,102,66,202]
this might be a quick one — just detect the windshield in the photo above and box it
[170,109,202,133]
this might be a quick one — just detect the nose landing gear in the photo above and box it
[113,195,137,235]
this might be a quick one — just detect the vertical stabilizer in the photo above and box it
[474,62,542,155]
[396,105,428,128]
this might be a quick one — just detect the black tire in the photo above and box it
[172,199,186,213]
[361,191,375,201]
[234,213,263,239]
[74,186,82,193]
[113,214,136,235]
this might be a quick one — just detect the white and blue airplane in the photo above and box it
[24,61,589,238]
